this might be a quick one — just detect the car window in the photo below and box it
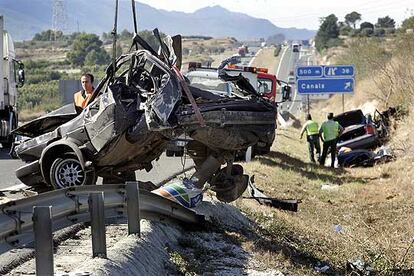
[257,78,273,95]
[187,76,229,92]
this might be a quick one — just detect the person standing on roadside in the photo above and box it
[74,73,95,113]
[300,114,321,163]
[319,112,344,168]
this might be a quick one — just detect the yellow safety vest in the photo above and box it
[305,120,319,136]
[321,120,340,141]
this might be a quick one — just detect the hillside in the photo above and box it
[0,1,315,41]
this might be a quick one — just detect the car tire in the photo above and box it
[49,153,96,189]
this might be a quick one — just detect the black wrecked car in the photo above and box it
[13,32,277,202]
[333,109,383,150]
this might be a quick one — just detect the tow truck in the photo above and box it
[166,61,290,158]
[186,61,281,102]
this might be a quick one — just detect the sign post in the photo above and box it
[295,65,355,114]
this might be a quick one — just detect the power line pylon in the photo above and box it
[52,0,67,41]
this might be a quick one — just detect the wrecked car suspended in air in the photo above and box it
[13,31,277,203]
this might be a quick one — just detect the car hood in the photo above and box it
[13,104,78,137]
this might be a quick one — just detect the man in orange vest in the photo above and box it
[74,73,94,113]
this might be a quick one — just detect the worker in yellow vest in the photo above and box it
[300,114,321,162]
[319,112,344,168]
[74,73,95,113]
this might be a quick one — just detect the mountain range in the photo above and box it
[0,0,315,41]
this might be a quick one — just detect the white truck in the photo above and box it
[0,16,25,148]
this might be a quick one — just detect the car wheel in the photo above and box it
[50,154,95,189]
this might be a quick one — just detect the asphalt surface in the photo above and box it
[276,45,323,116]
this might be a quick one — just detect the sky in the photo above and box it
[137,0,414,30]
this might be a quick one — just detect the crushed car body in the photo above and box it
[13,31,277,204]
[333,109,379,150]
[333,108,395,151]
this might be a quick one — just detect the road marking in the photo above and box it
[248,48,262,67]
[276,46,289,77]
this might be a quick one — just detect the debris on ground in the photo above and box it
[321,183,340,190]
[245,176,299,211]
[346,258,374,275]
[337,146,395,168]
[314,263,331,273]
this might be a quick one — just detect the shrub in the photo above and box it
[374,28,385,37]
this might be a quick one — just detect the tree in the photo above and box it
[120,29,133,40]
[66,33,110,66]
[360,22,374,30]
[400,16,414,31]
[339,25,353,36]
[33,29,63,41]
[376,16,395,29]
[315,14,340,52]
[345,11,362,29]
[359,22,374,37]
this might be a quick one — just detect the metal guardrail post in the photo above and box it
[88,192,107,258]
[126,181,141,236]
[33,206,54,276]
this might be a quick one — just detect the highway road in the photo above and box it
[276,44,321,116]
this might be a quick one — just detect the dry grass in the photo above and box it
[233,124,414,274]
[250,46,281,74]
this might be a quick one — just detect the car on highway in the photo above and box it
[292,43,300,53]
[288,76,295,85]
[333,109,380,150]
[13,32,277,203]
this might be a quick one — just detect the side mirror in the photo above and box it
[282,85,291,101]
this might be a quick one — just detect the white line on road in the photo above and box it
[248,48,262,67]
[276,46,289,77]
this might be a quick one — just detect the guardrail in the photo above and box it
[0,182,205,275]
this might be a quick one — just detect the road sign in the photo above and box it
[324,65,354,77]
[296,64,355,94]
[297,78,354,94]
[296,66,323,78]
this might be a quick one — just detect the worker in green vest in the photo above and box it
[319,112,344,168]
[300,114,321,163]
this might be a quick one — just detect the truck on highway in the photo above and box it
[238,45,249,57]
[292,43,300,53]
[0,16,25,148]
